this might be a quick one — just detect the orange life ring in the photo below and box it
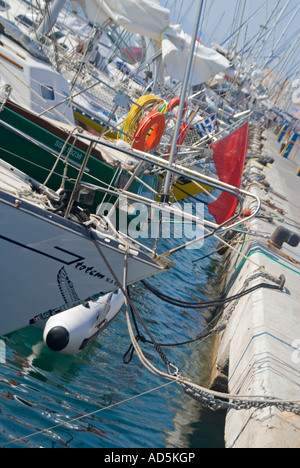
[132,110,166,151]
[166,123,190,159]
[177,123,190,148]
[167,97,188,120]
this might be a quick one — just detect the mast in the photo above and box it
[163,0,204,198]
[244,0,281,61]
[254,0,291,66]
[36,0,67,41]
[263,3,300,69]
[220,4,265,48]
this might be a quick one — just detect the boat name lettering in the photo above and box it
[54,140,83,161]
[74,261,105,278]
[74,261,119,286]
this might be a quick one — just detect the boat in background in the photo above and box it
[0,98,140,213]
[0,16,74,125]
[0,0,248,210]
[0,97,220,214]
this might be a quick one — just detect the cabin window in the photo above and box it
[0,1,10,11]
[16,15,37,29]
[41,84,55,101]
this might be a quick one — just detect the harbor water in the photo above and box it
[0,226,226,448]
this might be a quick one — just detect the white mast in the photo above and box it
[36,0,67,41]
[163,0,204,198]
[245,0,281,62]
[254,0,292,66]
[263,3,300,69]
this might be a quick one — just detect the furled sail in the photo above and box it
[77,0,230,85]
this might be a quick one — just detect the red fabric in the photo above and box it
[208,122,249,224]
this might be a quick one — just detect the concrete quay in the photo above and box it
[211,128,300,448]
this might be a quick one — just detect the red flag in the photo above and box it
[208,122,249,224]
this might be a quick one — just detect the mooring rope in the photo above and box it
[86,227,300,416]
[4,222,299,447]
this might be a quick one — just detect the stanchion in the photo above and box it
[277,124,289,143]
[280,133,299,159]
[291,143,300,162]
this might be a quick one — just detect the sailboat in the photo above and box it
[0,109,256,350]
[0,0,231,142]
[0,16,213,211]
[0,15,74,124]
[0,97,147,215]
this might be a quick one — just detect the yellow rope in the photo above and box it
[120,94,168,143]
[159,24,171,43]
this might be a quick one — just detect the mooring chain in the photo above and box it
[214,269,285,333]
[85,228,300,415]
[180,381,300,414]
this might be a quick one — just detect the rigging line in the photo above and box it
[253,0,291,65]
[176,0,184,24]
[272,28,300,61]
[2,381,176,448]
[210,231,277,279]
[132,270,285,350]
[192,238,248,263]
[260,34,298,74]
[235,249,300,275]
[0,140,122,193]
[221,3,265,48]
[245,0,282,62]
[188,11,206,92]
[232,0,247,60]
[230,0,243,50]
[199,0,208,40]
[0,145,74,181]
[40,127,83,189]
[218,1,247,124]
[223,1,238,50]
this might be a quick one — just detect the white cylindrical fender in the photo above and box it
[43,290,124,355]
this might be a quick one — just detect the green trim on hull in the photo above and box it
[0,103,119,212]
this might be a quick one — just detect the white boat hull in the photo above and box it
[0,190,167,336]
